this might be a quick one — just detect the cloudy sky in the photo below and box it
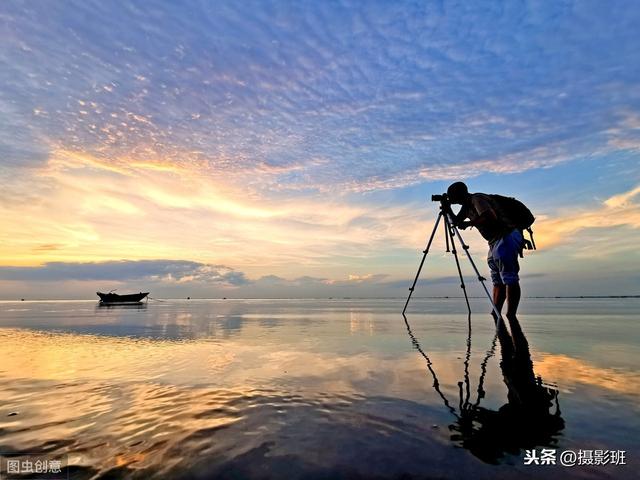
[1,0,639,299]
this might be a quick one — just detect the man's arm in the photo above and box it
[467,209,497,228]
[455,196,497,229]
[450,204,469,227]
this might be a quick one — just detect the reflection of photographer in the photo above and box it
[450,316,564,464]
[445,182,535,322]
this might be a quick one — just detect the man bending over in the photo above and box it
[447,182,524,321]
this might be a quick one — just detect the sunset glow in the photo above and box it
[1,1,639,298]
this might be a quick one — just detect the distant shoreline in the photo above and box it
[1,295,638,302]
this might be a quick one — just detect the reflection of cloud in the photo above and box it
[349,311,374,335]
[0,328,238,382]
[535,353,640,397]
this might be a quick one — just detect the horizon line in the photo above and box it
[1,295,639,302]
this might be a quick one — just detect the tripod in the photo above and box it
[402,199,504,329]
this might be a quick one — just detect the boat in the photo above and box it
[97,291,149,304]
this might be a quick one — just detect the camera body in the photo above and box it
[431,193,454,215]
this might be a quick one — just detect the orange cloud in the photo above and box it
[534,184,640,251]
[0,148,432,279]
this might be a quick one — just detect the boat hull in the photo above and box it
[97,292,149,304]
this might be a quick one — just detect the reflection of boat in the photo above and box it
[96,302,147,311]
[97,291,149,304]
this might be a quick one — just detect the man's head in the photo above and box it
[447,182,469,205]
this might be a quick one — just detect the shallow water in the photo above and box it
[0,298,638,479]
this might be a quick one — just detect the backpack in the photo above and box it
[489,194,537,252]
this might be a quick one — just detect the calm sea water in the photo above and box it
[0,298,638,479]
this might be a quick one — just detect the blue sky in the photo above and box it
[1,0,639,298]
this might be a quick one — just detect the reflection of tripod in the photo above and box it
[402,199,504,328]
[402,312,499,421]
[403,312,564,464]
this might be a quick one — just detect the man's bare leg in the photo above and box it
[492,284,506,323]
[506,282,521,321]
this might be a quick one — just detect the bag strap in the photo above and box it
[519,228,536,258]
[527,227,536,250]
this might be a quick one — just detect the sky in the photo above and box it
[1,0,639,299]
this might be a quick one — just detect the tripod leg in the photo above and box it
[444,215,450,252]
[443,214,474,408]
[444,212,505,329]
[443,214,471,317]
[462,310,472,407]
[402,313,458,417]
[473,332,498,408]
[402,211,443,314]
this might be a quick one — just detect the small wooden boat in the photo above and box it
[97,291,149,304]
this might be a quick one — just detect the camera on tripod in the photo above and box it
[431,193,453,214]
[403,192,504,325]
